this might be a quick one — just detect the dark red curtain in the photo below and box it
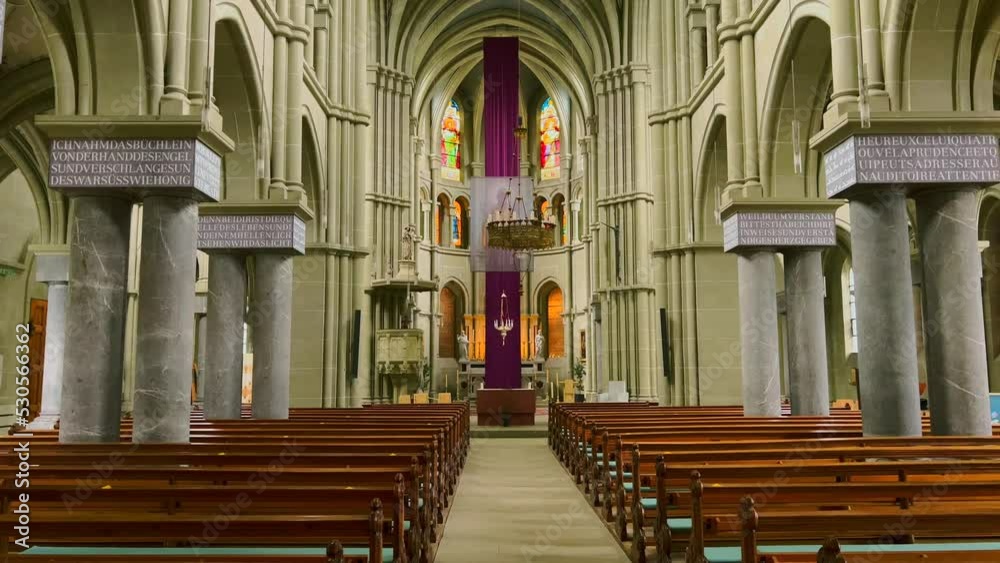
[484,37,522,389]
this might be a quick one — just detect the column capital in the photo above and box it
[35,116,233,203]
[198,201,314,256]
[720,199,844,253]
[811,114,1000,199]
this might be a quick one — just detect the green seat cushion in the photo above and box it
[702,542,1000,562]
[622,482,654,493]
[703,546,743,563]
[666,518,692,532]
[24,546,395,559]
[759,542,1000,555]
[639,498,658,510]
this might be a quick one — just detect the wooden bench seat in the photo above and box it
[3,500,396,563]
[548,404,1000,563]
[4,404,470,563]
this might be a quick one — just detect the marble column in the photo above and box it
[27,251,69,430]
[915,188,991,436]
[783,249,830,416]
[133,196,198,444]
[251,254,293,419]
[204,254,247,419]
[60,197,132,443]
[850,190,922,436]
[737,250,781,416]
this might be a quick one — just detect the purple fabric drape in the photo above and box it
[484,37,521,389]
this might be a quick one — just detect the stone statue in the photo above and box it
[457,329,470,363]
[401,224,419,261]
[535,331,545,361]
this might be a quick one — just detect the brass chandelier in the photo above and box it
[486,177,556,251]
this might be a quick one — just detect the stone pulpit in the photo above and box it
[376,329,424,402]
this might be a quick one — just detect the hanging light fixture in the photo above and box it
[486,178,556,250]
[493,290,515,345]
[513,115,528,139]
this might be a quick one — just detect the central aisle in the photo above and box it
[435,438,630,563]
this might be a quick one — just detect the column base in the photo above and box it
[26,415,59,431]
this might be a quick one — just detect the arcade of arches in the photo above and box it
[3,0,1000,441]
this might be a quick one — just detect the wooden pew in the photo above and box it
[3,404,470,563]
[729,497,1000,563]
[5,500,395,563]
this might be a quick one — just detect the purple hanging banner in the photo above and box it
[483,37,522,389]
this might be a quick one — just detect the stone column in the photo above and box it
[826,0,860,121]
[198,206,308,418]
[815,128,1000,435]
[736,250,782,416]
[725,203,840,416]
[691,26,707,85]
[203,254,247,419]
[783,249,830,416]
[251,254,294,419]
[915,188,991,435]
[133,196,199,444]
[161,0,191,114]
[59,197,132,443]
[705,3,720,66]
[40,121,229,443]
[27,249,69,430]
[850,191,922,436]
[195,309,207,403]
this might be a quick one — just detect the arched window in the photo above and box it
[441,99,462,181]
[452,200,463,247]
[539,97,561,180]
[436,194,450,245]
[546,287,564,357]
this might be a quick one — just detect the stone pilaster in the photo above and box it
[26,247,69,430]
[194,295,207,403]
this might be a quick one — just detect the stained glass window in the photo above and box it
[452,201,463,247]
[540,97,561,180]
[441,99,462,181]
